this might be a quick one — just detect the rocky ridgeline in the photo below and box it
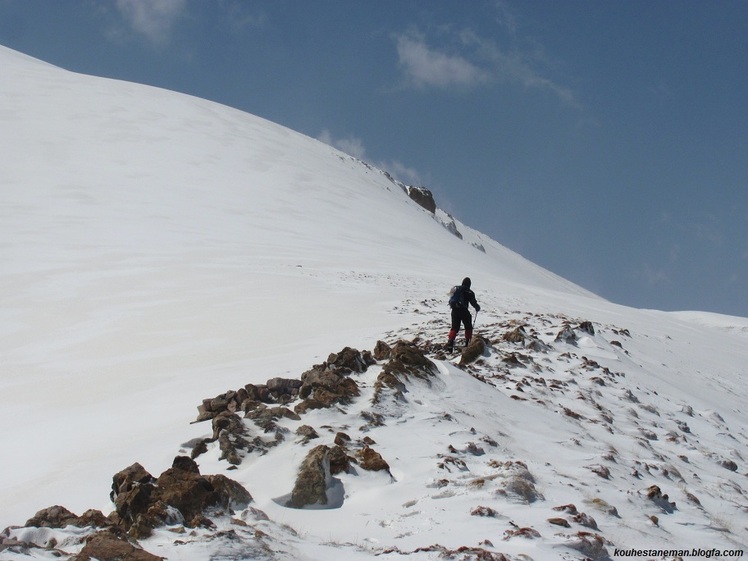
[188,340,439,508]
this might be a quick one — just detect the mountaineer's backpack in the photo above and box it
[448,285,466,309]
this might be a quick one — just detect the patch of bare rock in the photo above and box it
[1,456,253,559]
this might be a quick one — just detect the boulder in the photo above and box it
[288,445,331,508]
[110,457,253,537]
[373,341,437,403]
[328,445,352,475]
[555,324,578,345]
[326,347,369,374]
[373,340,392,361]
[205,474,253,511]
[460,337,486,365]
[357,446,391,473]
[296,424,319,442]
[24,505,80,529]
[406,186,436,214]
[71,529,161,561]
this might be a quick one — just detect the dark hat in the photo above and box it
[462,277,471,288]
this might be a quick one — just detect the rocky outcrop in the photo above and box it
[23,505,112,530]
[406,186,436,214]
[373,341,437,404]
[191,347,373,465]
[110,456,252,538]
[459,336,487,365]
[356,446,391,473]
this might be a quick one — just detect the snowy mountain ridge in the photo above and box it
[1,46,746,560]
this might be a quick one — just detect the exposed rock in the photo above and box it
[171,456,200,474]
[373,340,392,361]
[589,464,611,479]
[266,377,303,394]
[190,438,210,460]
[503,526,541,540]
[211,411,247,441]
[360,410,386,430]
[373,341,437,404]
[440,214,463,239]
[548,517,571,527]
[577,321,595,335]
[205,474,253,511]
[246,405,301,427]
[288,445,332,508]
[326,346,370,374]
[357,446,391,473]
[153,465,222,525]
[470,505,499,517]
[334,431,351,446]
[573,512,599,530]
[561,532,611,561]
[296,424,319,442]
[294,349,366,413]
[211,411,250,465]
[24,505,81,528]
[460,336,486,366]
[110,457,253,537]
[71,529,162,561]
[493,460,543,504]
[720,459,738,471]
[329,445,352,475]
[644,485,676,513]
[406,185,436,214]
[555,324,577,345]
[503,326,528,344]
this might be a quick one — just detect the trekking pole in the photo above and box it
[474,310,479,329]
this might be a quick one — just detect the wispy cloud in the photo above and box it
[460,28,577,106]
[318,129,367,160]
[394,31,490,90]
[392,16,577,106]
[318,130,423,185]
[634,263,673,287]
[114,0,186,45]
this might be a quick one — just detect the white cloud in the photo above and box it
[395,31,490,90]
[459,28,577,105]
[385,160,423,186]
[318,130,423,186]
[115,0,186,45]
[392,11,577,106]
[318,129,367,160]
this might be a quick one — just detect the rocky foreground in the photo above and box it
[2,312,746,560]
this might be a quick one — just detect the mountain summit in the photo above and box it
[1,46,746,560]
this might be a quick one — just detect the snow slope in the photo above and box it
[1,46,746,559]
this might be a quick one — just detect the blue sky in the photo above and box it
[2,0,747,317]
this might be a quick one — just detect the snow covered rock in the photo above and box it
[109,457,252,538]
[72,529,161,561]
[287,445,334,509]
